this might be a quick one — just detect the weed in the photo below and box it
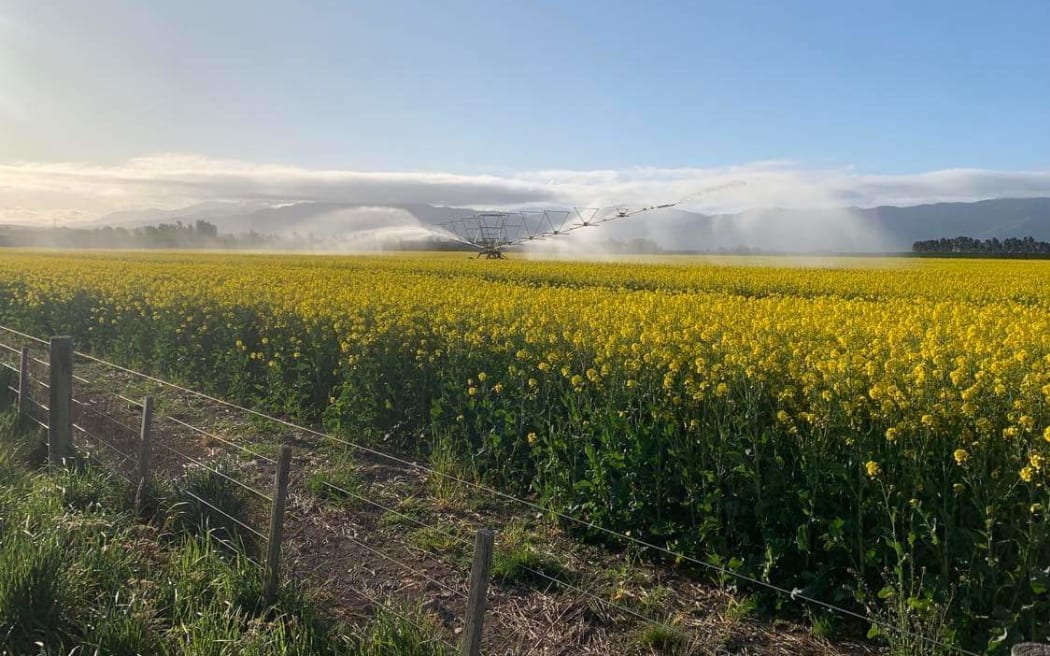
[724,594,758,623]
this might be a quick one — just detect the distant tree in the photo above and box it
[193,220,219,239]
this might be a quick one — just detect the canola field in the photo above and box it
[1,250,1049,648]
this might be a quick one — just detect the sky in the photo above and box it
[2,0,1050,223]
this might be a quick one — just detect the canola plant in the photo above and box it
[1,250,1048,648]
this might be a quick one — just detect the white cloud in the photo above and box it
[2,153,1050,225]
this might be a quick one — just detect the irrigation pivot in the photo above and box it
[438,181,743,258]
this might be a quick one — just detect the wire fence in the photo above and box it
[0,330,276,549]
[0,329,468,651]
[0,324,982,656]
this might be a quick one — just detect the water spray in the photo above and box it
[438,181,744,258]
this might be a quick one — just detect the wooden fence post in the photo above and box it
[16,346,29,416]
[47,336,73,468]
[134,396,154,510]
[263,444,293,604]
[461,528,495,656]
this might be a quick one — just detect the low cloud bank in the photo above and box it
[2,154,1050,227]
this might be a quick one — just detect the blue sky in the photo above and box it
[1,0,1050,221]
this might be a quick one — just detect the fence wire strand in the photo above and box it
[515,559,700,642]
[24,415,48,431]
[0,325,47,345]
[208,534,261,568]
[21,395,48,413]
[161,414,277,465]
[117,394,145,408]
[155,440,272,503]
[342,582,458,652]
[324,525,468,600]
[73,424,136,464]
[79,448,134,484]
[316,479,472,549]
[72,398,140,434]
[180,490,267,542]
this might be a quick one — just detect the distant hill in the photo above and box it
[865,197,1050,248]
[86,197,1050,253]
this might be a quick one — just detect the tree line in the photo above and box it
[0,220,466,251]
[912,235,1050,258]
[0,220,250,250]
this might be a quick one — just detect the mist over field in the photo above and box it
[3,155,1050,253]
[6,195,1050,255]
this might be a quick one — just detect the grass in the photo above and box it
[492,520,574,588]
[378,495,429,529]
[306,449,367,509]
[376,496,476,568]
[0,408,452,655]
[632,622,690,655]
[405,526,470,567]
[354,606,453,656]
[166,459,261,554]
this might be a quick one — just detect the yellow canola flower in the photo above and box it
[2,250,1050,535]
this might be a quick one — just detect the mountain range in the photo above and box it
[88,197,1050,253]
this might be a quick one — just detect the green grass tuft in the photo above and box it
[306,450,367,509]
[166,460,260,555]
[633,622,689,654]
[492,520,573,588]
[0,530,73,652]
[352,606,453,656]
